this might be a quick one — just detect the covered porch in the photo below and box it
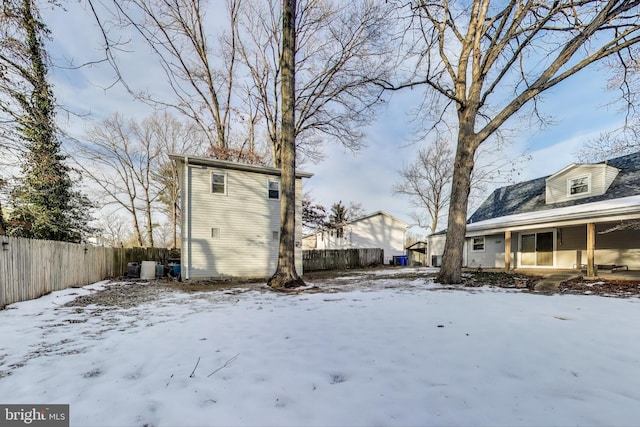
[467,219,640,277]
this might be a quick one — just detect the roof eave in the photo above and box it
[169,153,313,178]
[466,196,640,235]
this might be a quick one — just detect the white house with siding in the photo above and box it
[428,152,640,275]
[302,211,409,264]
[170,154,312,279]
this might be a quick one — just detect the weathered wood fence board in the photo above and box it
[0,236,170,309]
[303,248,383,271]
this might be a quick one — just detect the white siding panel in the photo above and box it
[184,163,304,278]
[604,166,619,191]
[347,214,406,263]
[305,213,407,263]
[465,234,505,268]
[556,225,586,268]
[426,234,446,267]
[546,164,619,204]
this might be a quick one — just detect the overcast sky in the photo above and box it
[41,2,628,238]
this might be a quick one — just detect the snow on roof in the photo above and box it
[467,194,640,232]
[468,151,640,224]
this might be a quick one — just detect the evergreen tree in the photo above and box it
[328,201,348,239]
[3,0,92,242]
[328,201,348,226]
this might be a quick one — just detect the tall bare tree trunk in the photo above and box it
[130,195,144,247]
[268,0,304,289]
[436,121,479,284]
[145,197,154,247]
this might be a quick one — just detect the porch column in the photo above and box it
[587,222,596,277]
[504,230,511,272]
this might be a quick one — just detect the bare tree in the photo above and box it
[87,0,241,149]
[236,0,394,166]
[302,193,327,233]
[268,0,302,289]
[575,117,640,162]
[347,201,365,220]
[86,0,391,165]
[396,136,529,235]
[395,139,453,234]
[394,1,640,283]
[74,114,162,246]
[148,112,208,248]
[93,213,133,246]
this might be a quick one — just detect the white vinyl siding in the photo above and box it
[546,164,619,204]
[348,214,406,264]
[182,165,305,278]
[305,213,407,264]
[465,234,504,268]
[426,234,446,267]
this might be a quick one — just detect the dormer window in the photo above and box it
[568,175,590,196]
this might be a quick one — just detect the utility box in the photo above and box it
[127,262,141,278]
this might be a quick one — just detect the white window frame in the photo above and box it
[211,172,227,195]
[567,174,591,197]
[268,178,280,200]
[472,237,485,252]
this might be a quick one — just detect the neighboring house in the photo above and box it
[169,154,313,279]
[430,151,640,273]
[302,211,409,264]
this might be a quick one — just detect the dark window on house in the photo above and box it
[268,179,280,199]
[472,237,485,251]
[569,176,590,195]
[212,173,226,194]
[272,231,279,241]
[337,227,344,238]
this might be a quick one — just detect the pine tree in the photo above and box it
[5,0,92,242]
[328,201,348,226]
[328,201,349,239]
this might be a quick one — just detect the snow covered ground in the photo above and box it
[2,268,640,426]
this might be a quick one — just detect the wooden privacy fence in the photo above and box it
[303,248,384,272]
[0,236,170,309]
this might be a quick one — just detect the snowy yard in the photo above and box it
[2,268,640,426]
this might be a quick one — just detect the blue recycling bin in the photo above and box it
[393,255,408,266]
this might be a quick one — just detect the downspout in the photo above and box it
[184,156,190,280]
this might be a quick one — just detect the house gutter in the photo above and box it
[466,196,640,236]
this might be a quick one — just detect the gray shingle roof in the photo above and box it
[468,151,640,224]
